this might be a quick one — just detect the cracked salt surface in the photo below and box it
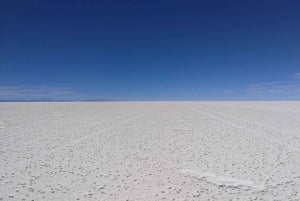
[0,102,300,200]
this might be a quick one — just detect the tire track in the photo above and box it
[40,111,146,157]
[186,105,300,153]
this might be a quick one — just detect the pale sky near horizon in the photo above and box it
[1,0,300,100]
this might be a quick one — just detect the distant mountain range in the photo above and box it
[0,98,117,102]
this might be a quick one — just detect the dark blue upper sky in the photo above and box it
[1,0,300,100]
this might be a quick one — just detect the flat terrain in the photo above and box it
[1,102,300,201]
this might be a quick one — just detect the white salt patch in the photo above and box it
[0,121,5,129]
[180,168,265,191]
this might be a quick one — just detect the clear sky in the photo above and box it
[1,0,300,100]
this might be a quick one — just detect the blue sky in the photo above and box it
[1,0,300,100]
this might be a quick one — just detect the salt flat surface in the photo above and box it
[0,102,300,200]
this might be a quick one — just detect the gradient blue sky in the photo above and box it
[1,0,300,100]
